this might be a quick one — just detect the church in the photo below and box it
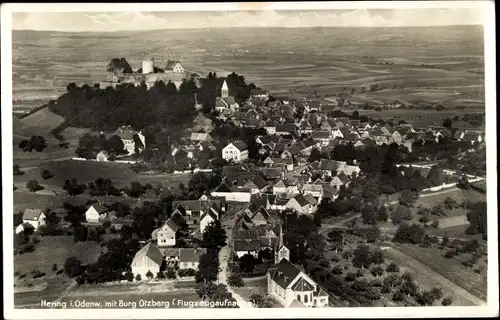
[215,80,239,113]
[267,237,330,308]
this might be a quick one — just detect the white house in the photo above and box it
[165,60,185,73]
[21,209,46,231]
[285,194,317,215]
[113,125,146,155]
[131,243,164,279]
[155,219,180,247]
[222,141,249,163]
[200,207,219,233]
[268,252,329,308]
[85,203,111,224]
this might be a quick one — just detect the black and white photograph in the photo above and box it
[2,1,497,319]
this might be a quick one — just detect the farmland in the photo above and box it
[12,26,484,115]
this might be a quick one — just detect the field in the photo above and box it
[381,245,486,306]
[13,159,191,190]
[389,243,487,302]
[14,235,102,276]
[12,26,484,114]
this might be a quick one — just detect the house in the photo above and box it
[85,203,112,224]
[273,179,299,195]
[21,209,46,231]
[242,175,269,194]
[222,141,249,163]
[96,150,109,162]
[250,89,270,100]
[300,184,323,199]
[113,125,146,155]
[210,183,252,202]
[461,132,484,145]
[190,132,211,142]
[268,256,329,308]
[179,248,207,270]
[285,194,317,215]
[171,195,225,226]
[329,176,344,189]
[155,218,180,247]
[311,131,331,146]
[165,60,185,73]
[199,207,219,233]
[318,159,347,177]
[131,243,164,279]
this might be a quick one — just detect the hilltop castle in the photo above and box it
[100,57,193,90]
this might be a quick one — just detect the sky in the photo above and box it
[11,7,487,32]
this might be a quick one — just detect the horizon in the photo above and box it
[11,8,487,32]
[12,24,485,34]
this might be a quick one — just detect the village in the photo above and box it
[13,57,487,309]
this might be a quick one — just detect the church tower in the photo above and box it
[274,222,290,264]
[221,80,229,98]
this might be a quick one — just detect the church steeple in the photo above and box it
[274,223,290,264]
[221,80,229,98]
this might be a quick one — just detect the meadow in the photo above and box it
[12,26,485,113]
[14,159,191,190]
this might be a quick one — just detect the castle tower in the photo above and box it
[142,58,154,74]
[221,80,229,98]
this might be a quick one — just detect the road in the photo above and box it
[218,212,254,308]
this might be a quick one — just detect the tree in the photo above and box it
[393,223,426,244]
[63,257,83,277]
[202,221,227,250]
[166,268,177,279]
[442,296,453,306]
[195,281,217,300]
[365,226,380,243]
[391,205,411,224]
[442,118,453,129]
[399,189,418,207]
[41,169,53,180]
[108,135,126,154]
[125,181,146,198]
[249,293,272,308]
[188,172,213,199]
[13,165,24,176]
[52,263,58,272]
[377,206,389,222]
[239,254,257,274]
[361,206,378,225]
[146,270,154,280]
[308,147,322,163]
[386,262,400,273]
[135,274,142,281]
[352,245,372,269]
[227,273,245,287]
[196,250,219,283]
[466,201,487,234]
[371,265,384,277]
[26,180,43,192]
[352,110,360,119]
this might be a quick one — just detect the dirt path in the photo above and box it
[383,246,486,306]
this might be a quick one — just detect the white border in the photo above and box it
[2,2,498,319]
